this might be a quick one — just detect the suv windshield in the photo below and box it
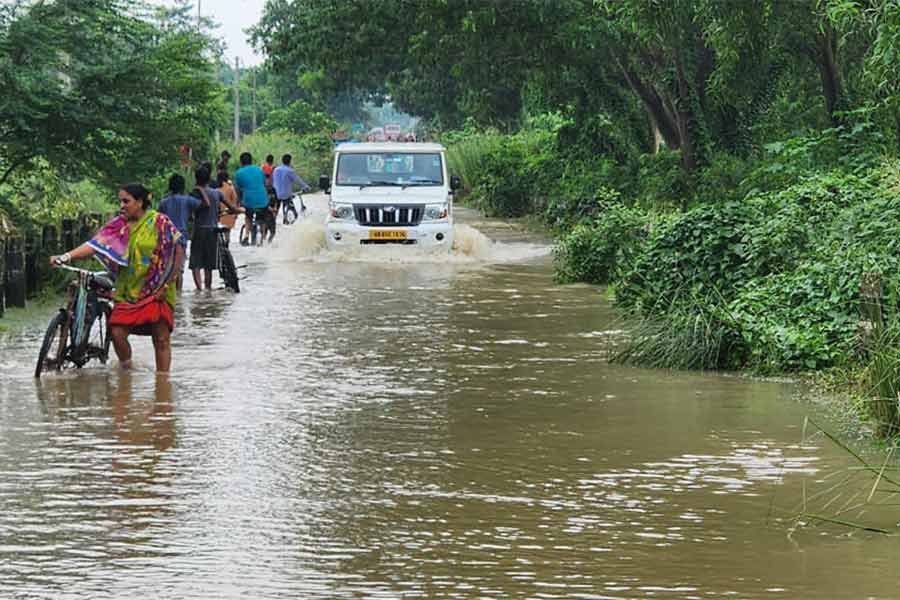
[336,153,443,186]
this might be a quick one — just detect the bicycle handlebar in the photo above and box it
[54,263,112,281]
[54,263,99,275]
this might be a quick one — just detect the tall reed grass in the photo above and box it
[789,418,899,534]
[859,320,900,437]
[611,300,745,371]
[446,133,501,193]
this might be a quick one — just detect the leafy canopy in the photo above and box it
[0,0,223,185]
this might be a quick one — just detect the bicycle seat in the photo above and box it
[90,273,114,291]
[215,226,231,233]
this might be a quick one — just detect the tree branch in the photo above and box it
[615,54,681,149]
[0,155,31,186]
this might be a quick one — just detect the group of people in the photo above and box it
[230,151,311,247]
[48,150,312,373]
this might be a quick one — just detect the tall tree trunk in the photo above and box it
[649,111,662,154]
[815,27,843,124]
[616,57,681,150]
[674,55,698,172]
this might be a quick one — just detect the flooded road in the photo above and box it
[1,197,899,598]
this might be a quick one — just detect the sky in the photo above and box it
[165,0,268,66]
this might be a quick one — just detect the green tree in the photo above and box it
[0,0,223,185]
[261,99,337,135]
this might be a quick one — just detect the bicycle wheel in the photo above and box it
[35,312,69,377]
[219,245,240,293]
[240,222,251,247]
[251,219,260,246]
[266,209,277,243]
[283,203,298,225]
[87,304,112,364]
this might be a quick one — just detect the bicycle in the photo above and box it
[281,191,308,225]
[217,227,240,293]
[239,208,266,247]
[35,264,115,377]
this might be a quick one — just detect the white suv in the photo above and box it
[321,142,460,250]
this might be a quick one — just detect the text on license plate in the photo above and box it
[369,230,407,240]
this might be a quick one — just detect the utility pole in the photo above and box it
[252,68,257,132]
[233,57,241,145]
[197,0,201,30]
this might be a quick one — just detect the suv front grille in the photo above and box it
[354,205,424,226]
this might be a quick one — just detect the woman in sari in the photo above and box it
[50,184,184,372]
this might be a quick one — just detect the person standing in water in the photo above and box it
[50,184,183,371]
[158,173,200,291]
[188,166,242,290]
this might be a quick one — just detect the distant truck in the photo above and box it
[384,123,402,141]
[320,142,461,251]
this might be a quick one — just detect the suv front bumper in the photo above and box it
[325,221,454,250]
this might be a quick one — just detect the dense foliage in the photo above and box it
[0,0,221,186]
[0,0,232,252]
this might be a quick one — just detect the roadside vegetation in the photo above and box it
[444,111,900,438]
[0,0,335,301]
[253,0,900,440]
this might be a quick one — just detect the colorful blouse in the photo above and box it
[87,211,181,308]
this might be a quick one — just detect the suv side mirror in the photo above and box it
[319,175,331,193]
[450,174,462,192]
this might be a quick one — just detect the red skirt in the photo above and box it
[109,296,174,336]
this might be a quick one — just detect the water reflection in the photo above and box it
[2,205,900,598]
[2,372,181,595]
[110,372,176,452]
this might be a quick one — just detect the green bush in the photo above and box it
[859,319,900,437]
[446,130,503,194]
[632,150,691,210]
[615,201,762,313]
[726,258,862,371]
[446,120,630,227]
[554,201,647,285]
[742,112,886,195]
[468,131,550,217]
[612,167,897,372]
[541,158,622,229]
[693,152,754,204]
[0,160,114,231]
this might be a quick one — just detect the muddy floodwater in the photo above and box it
[1,197,899,599]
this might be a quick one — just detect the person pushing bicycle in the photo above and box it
[272,154,311,224]
[50,184,183,372]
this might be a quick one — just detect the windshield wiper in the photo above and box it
[358,180,403,189]
[401,179,442,189]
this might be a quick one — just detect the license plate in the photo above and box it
[369,229,407,240]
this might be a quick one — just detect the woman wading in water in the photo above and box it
[50,184,184,371]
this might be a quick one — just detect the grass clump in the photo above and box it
[611,298,747,371]
[859,321,900,438]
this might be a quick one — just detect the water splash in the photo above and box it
[268,200,550,265]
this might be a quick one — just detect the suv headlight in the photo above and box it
[423,203,449,221]
[330,203,354,221]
